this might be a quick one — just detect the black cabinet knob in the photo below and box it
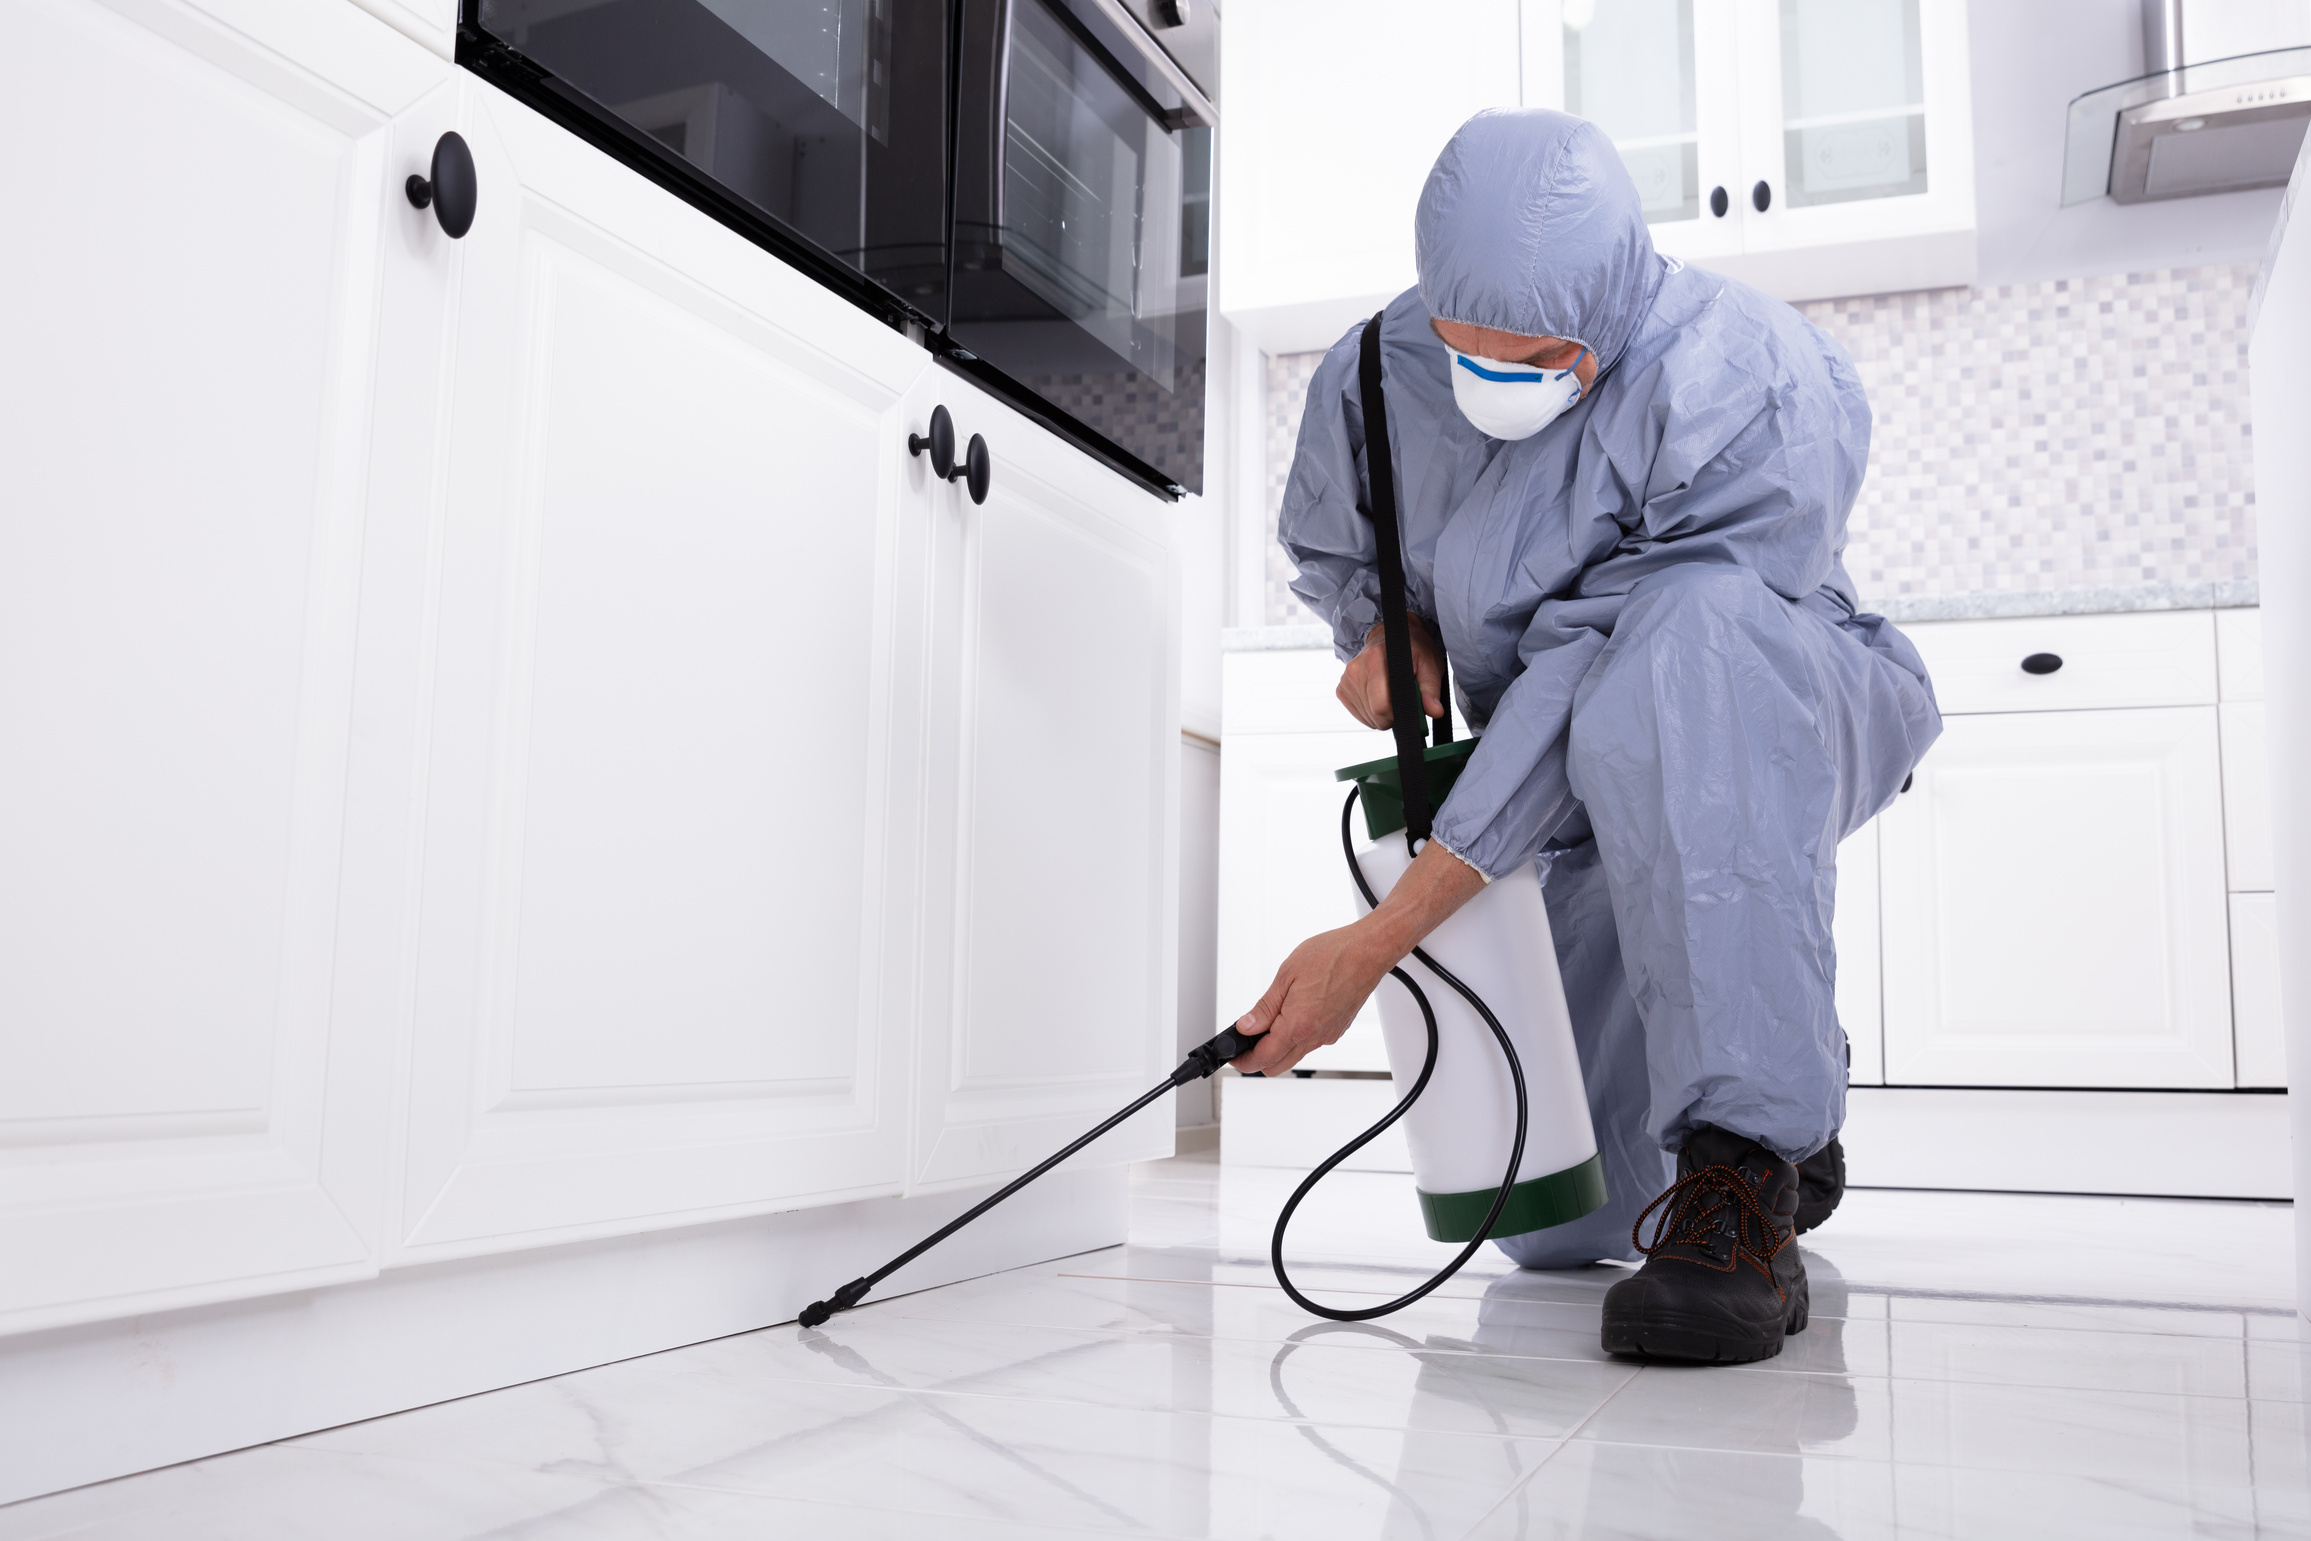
[959,433,991,505]
[2021,652,2064,675]
[1709,185,1729,218]
[909,404,956,480]
[1900,772,1914,794]
[1751,180,1771,213]
[1153,0,1190,26]
[405,131,477,239]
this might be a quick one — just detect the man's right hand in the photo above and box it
[1337,616,1447,729]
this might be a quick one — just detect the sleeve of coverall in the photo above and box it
[1275,336,1386,662]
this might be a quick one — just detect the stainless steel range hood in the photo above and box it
[2062,0,2311,205]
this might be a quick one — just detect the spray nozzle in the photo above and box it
[798,1276,872,1329]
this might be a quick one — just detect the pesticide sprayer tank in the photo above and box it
[1339,744,1607,1243]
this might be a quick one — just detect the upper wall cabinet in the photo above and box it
[1219,0,1975,356]
[1218,0,1524,355]
[1526,0,1976,301]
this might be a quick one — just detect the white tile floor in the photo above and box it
[5,1152,2306,1539]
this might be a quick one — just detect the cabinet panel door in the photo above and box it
[1217,731,1397,1073]
[1527,0,1747,261]
[1731,0,1975,251]
[1880,708,2234,1088]
[2221,700,2273,892]
[387,81,935,1261]
[911,377,1181,1189]
[1835,819,1885,1086]
[2231,893,2285,1088]
[0,0,447,1333]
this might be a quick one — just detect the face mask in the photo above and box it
[1444,342,1591,441]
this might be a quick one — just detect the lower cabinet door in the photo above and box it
[1879,706,2234,1088]
[382,79,936,1262]
[908,375,1182,1190]
[1834,819,1886,1086]
[0,0,446,1333]
[2231,892,2285,1088]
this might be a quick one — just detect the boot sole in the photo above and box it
[1600,1281,1810,1364]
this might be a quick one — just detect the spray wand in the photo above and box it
[797,1024,1258,1328]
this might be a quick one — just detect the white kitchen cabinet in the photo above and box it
[0,0,1184,1498]
[2222,699,2275,893]
[373,78,953,1263]
[1217,0,1523,354]
[1217,730,1397,1072]
[0,0,449,1336]
[1902,609,2218,716]
[1524,0,1976,301]
[2232,894,2286,1088]
[1523,0,1746,261]
[906,371,1185,1190]
[346,0,457,60]
[1218,651,1396,1071]
[1835,818,1885,1085]
[1879,706,2236,1089]
[2,6,1180,1336]
[2215,606,2279,1087]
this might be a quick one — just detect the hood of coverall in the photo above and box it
[1414,109,1662,375]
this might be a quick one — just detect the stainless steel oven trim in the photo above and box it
[1073,0,1219,125]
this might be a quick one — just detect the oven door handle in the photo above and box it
[1072,0,1219,127]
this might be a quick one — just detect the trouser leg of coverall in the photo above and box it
[1492,834,1672,1267]
[1563,565,1938,1166]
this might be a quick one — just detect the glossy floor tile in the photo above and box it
[2,1153,2303,1539]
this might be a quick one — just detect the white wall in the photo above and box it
[1968,0,2291,286]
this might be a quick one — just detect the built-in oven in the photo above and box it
[458,0,1216,498]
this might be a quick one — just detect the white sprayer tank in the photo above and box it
[1349,828,1605,1243]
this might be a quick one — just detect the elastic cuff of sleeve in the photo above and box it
[1431,836,1493,884]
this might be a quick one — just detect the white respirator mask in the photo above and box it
[1444,341,1591,441]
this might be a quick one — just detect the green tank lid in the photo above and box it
[1334,737,1480,842]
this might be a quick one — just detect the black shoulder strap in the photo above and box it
[1356,313,1449,848]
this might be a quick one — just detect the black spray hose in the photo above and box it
[1262,788,1530,1321]
[797,784,1531,1330]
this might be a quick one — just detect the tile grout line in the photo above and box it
[1452,1364,1647,1541]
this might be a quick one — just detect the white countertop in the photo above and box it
[1223,580,2260,651]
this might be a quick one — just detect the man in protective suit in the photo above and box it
[1230,109,1942,1364]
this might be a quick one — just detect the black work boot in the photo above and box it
[1599,1126,1807,1363]
[1795,1136,1845,1235]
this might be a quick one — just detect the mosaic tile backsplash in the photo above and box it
[1260,262,2261,629]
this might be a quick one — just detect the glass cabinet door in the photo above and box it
[1735,0,1971,255]
[1552,0,1744,257]
[1774,0,1928,208]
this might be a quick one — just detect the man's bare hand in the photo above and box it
[1228,841,1491,1077]
[1230,924,1396,1078]
[1337,616,1446,729]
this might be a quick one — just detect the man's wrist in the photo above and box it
[1350,908,1415,977]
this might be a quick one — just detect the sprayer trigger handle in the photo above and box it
[1172,1025,1261,1085]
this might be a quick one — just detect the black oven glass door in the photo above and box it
[953,0,1210,493]
[471,0,951,311]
